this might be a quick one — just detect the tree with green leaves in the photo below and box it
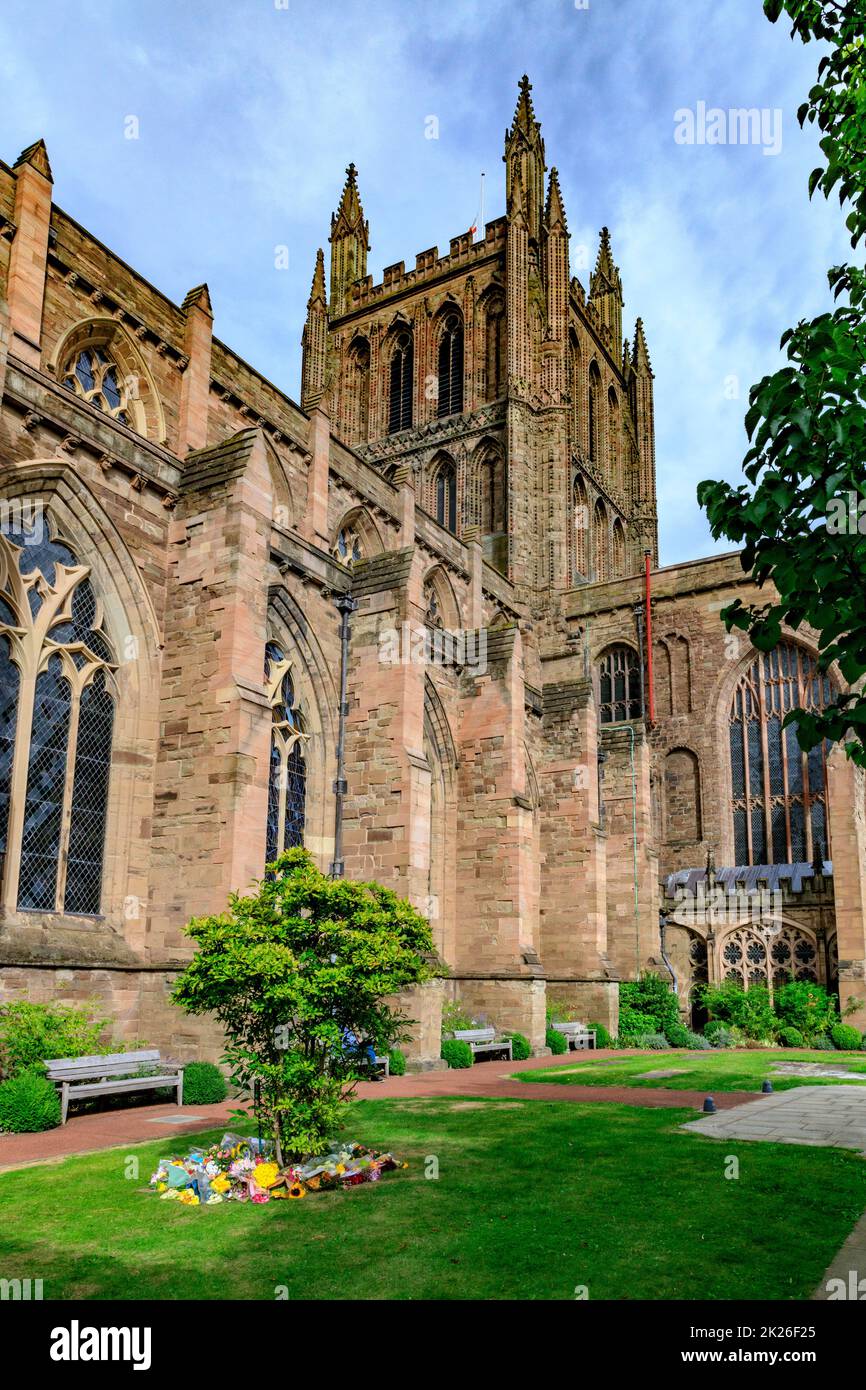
[698,0,866,766]
[172,848,434,1164]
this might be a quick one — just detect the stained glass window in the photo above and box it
[264,641,307,867]
[388,331,414,434]
[437,313,464,417]
[63,347,129,425]
[0,519,116,914]
[729,643,832,865]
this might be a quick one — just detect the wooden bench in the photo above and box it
[552,1022,597,1051]
[45,1050,184,1125]
[451,1028,513,1062]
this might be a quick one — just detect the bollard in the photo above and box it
[762,1080,773,1094]
[703,1096,716,1113]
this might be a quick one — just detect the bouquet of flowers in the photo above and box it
[149,1134,405,1207]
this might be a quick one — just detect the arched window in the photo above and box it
[264,642,308,866]
[435,460,457,533]
[62,347,130,425]
[593,498,609,581]
[437,313,464,417]
[346,337,371,444]
[568,331,581,451]
[598,645,642,724]
[573,476,589,578]
[729,643,833,866]
[588,360,603,464]
[0,519,116,914]
[333,526,363,567]
[721,923,819,989]
[611,518,626,578]
[478,446,504,534]
[388,329,414,434]
[484,295,506,401]
[608,387,621,491]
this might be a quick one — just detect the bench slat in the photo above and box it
[45,1050,161,1069]
[65,1075,181,1100]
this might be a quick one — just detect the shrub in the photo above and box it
[634,1032,670,1050]
[0,1069,61,1132]
[618,1010,659,1043]
[699,980,776,1040]
[703,1021,735,1048]
[0,1001,107,1079]
[441,1040,473,1069]
[442,1000,478,1033]
[590,1022,613,1049]
[505,1032,531,1061]
[388,1048,407,1076]
[830,1024,862,1052]
[812,1035,836,1051]
[546,1027,568,1055]
[774,980,838,1043]
[686,1031,712,1050]
[619,974,679,1037]
[172,847,433,1164]
[777,1026,805,1048]
[546,1002,571,1024]
[664,1021,692,1048]
[181,1061,227,1105]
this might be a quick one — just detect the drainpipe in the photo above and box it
[329,591,358,878]
[658,909,678,993]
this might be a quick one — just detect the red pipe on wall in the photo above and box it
[644,549,655,725]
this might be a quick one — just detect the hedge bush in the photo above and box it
[811,1036,836,1051]
[181,1061,227,1105]
[0,1001,107,1079]
[664,1021,692,1048]
[774,980,838,1044]
[703,1020,736,1048]
[441,1040,473,1069]
[830,1024,862,1052]
[686,1030,712,1050]
[388,1048,407,1076]
[634,1032,670,1050]
[546,1027,568,1055]
[589,1022,612,1049]
[505,1032,531,1062]
[777,1026,805,1048]
[0,1069,61,1133]
[619,974,679,1038]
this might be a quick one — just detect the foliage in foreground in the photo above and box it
[698,0,866,766]
[181,1062,228,1107]
[172,848,433,1163]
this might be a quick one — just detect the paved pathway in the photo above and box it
[813,1208,866,1300]
[0,1050,757,1172]
[682,1084,866,1152]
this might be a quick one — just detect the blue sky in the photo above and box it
[0,0,849,565]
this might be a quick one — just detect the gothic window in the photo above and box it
[588,360,602,464]
[264,641,308,866]
[573,476,589,578]
[0,520,116,914]
[388,329,414,434]
[424,582,442,630]
[568,331,581,451]
[62,347,130,425]
[722,924,819,989]
[484,295,506,401]
[437,313,464,417]
[346,337,371,444]
[478,447,504,534]
[608,387,621,491]
[598,645,642,724]
[593,498,609,580]
[333,526,362,567]
[611,518,626,578]
[729,642,833,866]
[435,460,457,534]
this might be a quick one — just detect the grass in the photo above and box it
[1,1097,865,1300]
[516,1048,866,1093]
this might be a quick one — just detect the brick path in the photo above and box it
[0,1049,758,1172]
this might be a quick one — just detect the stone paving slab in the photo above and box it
[813,1209,866,1300]
[682,1084,866,1152]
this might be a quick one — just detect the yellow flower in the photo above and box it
[211,1175,231,1194]
[156,1182,167,1192]
[335,1163,346,1175]
[287,1183,306,1199]
[252,1162,279,1189]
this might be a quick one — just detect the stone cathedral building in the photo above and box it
[0,79,863,1064]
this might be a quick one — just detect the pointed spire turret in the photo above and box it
[14,138,52,183]
[302,247,329,412]
[329,164,369,316]
[589,227,623,349]
[633,317,653,375]
[504,74,545,241]
[544,167,568,233]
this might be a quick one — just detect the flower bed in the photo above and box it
[149,1133,404,1207]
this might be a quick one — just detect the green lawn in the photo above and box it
[1,1097,865,1300]
[516,1048,866,1093]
